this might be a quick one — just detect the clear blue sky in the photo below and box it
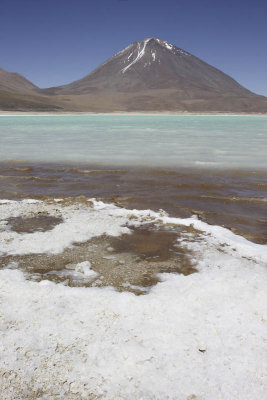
[1,0,266,95]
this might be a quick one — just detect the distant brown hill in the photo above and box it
[1,38,267,112]
[0,68,38,93]
[0,68,63,111]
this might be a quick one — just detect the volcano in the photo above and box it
[1,38,267,112]
[50,37,254,97]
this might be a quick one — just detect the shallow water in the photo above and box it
[0,163,266,243]
[0,115,267,168]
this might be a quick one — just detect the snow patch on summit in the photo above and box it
[156,38,191,56]
[122,39,150,73]
[117,37,191,73]
[164,41,173,50]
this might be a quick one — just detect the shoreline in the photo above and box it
[1,110,267,116]
[1,160,267,172]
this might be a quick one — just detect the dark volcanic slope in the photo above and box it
[48,37,254,97]
[0,68,38,93]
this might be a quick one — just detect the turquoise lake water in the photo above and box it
[0,115,267,169]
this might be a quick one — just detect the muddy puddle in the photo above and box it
[6,215,63,233]
[1,223,197,295]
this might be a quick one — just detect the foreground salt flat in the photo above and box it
[0,199,266,400]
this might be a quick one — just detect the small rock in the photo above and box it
[103,255,116,260]
[65,263,76,270]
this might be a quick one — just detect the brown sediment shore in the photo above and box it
[0,161,266,244]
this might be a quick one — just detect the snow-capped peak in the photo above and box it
[119,37,190,74]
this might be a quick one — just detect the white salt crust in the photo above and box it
[0,199,266,399]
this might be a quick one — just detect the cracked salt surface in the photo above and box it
[0,199,266,399]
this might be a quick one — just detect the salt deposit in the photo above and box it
[0,199,266,399]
